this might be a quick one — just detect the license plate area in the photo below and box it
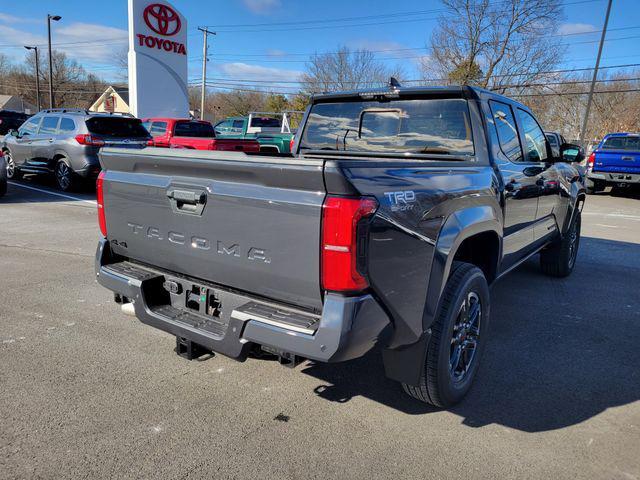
[163,278,222,320]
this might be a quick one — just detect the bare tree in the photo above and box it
[301,46,403,93]
[114,47,129,82]
[426,0,564,90]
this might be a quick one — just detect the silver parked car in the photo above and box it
[1,109,151,191]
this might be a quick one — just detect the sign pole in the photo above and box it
[198,27,215,120]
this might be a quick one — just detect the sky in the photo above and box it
[1,0,639,93]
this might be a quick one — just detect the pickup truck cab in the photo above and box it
[96,85,585,407]
[142,118,260,153]
[586,132,640,193]
[213,111,303,153]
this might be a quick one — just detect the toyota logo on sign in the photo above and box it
[143,3,181,36]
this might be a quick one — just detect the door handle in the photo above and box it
[48,138,54,143]
[167,188,207,215]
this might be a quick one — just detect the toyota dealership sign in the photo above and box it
[128,0,188,118]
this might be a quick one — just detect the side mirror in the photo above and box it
[560,143,584,163]
[8,129,19,137]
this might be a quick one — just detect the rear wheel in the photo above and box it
[540,211,581,277]
[402,262,490,408]
[4,150,21,180]
[54,159,76,192]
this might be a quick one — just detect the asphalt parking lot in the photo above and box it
[1,177,639,480]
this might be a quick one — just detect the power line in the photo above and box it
[512,87,640,97]
[187,33,640,65]
[201,0,602,32]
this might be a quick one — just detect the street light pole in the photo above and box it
[24,46,41,112]
[198,27,215,120]
[579,0,612,148]
[47,14,62,109]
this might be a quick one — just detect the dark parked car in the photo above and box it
[2,109,151,191]
[0,110,30,136]
[95,85,585,407]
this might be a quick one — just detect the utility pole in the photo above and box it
[24,46,41,112]
[198,27,216,120]
[47,14,62,109]
[579,0,612,148]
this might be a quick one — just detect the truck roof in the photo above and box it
[143,117,210,123]
[603,132,640,138]
[311,84,527,110]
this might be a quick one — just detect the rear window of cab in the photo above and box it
[601,136,640,151]
[299,98,474,156]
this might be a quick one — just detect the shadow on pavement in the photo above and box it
[301,236,640,431]
[2,175,96,204]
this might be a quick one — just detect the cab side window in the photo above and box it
[149,121,168,136]
[517,109,549,163]
[214,120,231,135]
[489,100,523,162]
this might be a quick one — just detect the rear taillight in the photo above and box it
[587,152,595,171]
[75,134,105,147]
[289,137,295,153]
[96,170,107,237]
[321,196,378,292]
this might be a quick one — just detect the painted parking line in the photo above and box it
[7,181,97,206]
[583,212,640,221]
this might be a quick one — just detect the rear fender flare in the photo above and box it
[382,205,502,387]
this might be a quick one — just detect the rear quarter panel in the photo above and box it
[328,159,501,347]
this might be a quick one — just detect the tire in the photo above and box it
[402,262,490,408]
[54,159,76,192]
[4,150,22,180]
[540,211,581,278]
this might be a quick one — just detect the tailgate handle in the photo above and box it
[167,189,207,215]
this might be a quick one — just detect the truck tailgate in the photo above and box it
[99,147,325,311]
[594,150,640,174]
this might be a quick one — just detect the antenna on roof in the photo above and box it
[389,77,401,89]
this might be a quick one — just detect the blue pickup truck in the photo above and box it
[586,133,640,194]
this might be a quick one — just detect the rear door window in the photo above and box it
[300,98,474,156]
[39,116,60,135]
[173,121,215,137]
[489,101,523,162]
[250,117,281,128]
[601,136,640,151]
[85,117,150,138]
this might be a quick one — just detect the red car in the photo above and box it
[142,118,260,152]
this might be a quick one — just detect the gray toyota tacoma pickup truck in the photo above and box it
[95,85,585,407]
